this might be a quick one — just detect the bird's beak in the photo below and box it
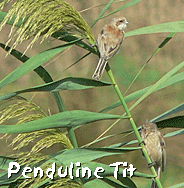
[126,21,129,24]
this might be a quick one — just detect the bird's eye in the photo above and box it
[119,20,124,23]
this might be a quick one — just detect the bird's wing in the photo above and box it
[97,25,125,59]
[159,133,166,172]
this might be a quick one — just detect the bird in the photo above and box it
[141,121,166,188]
[92,17,129,80]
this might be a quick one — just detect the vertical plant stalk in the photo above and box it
[68,127,78,148]
[106,63,163,188]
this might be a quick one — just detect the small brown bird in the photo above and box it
[92,17,129,80]
[141,122,166,188]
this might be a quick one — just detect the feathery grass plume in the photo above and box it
[0,101,46,124]
[0,0,11,10]
[12,128,74,152]
[16,153,82,188]
[11,131,79,188]
[16,152,49,166]
[0,0,95,54]
[0,99,73,154]
[14,152,82,188]
[18,160,82,188]
[0,99,79,187]
[0,100,73,153]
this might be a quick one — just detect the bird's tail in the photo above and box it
[92,58,107,81]
[151,180,159,188]
[151,166,161,188]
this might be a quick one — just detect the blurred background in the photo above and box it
[0,0,184,187]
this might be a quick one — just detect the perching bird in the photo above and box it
[141,122,166,188]
[92,17,128,80]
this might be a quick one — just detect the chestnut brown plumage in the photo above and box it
[92,17,128,80]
